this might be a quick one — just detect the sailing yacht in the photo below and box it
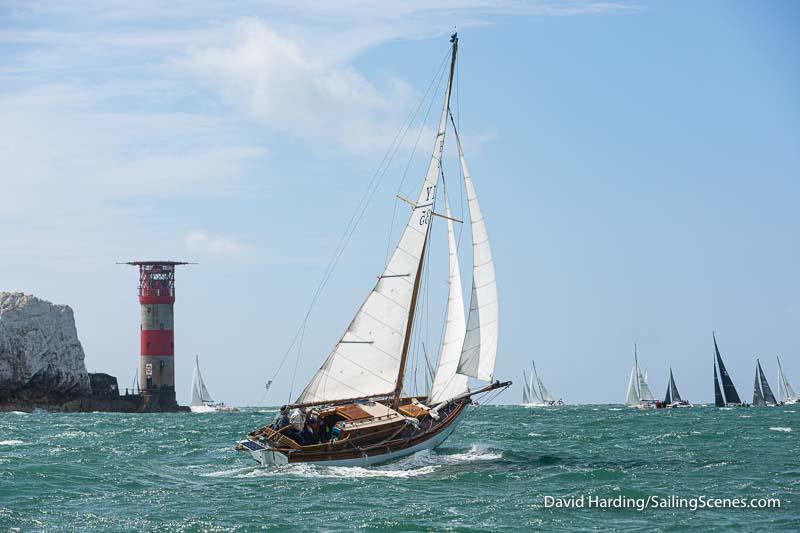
[191,355,238,413]
[752,358,778,407]
[712,333,746,407]
[662,368,691,408]
[625,344,657,409]
[777,356,799,405]
[521,361,562,407]
[237,34,509,467]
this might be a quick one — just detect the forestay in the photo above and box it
[455,135,499,382]
[429,197,470,404]
[296,48,456,405]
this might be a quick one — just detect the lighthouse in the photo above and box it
[124,261,190,411]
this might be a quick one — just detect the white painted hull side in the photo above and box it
[247,410,465,467]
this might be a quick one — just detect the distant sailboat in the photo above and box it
[626,344,656,409]
[777,356,798,405]
[752,358,777,407]
[663,368,691,408]
[522,360,562,407]
[712,333,745,407]
[191,355,237,413]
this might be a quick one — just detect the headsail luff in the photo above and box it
[757,359,776,405]
[191,355,213,406]
[429,196,470,404]
[713,333,741,405]
[452,125,499,382]
[296,37,458,406]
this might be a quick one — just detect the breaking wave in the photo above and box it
[769,427,792,433]
[0,440,24,445]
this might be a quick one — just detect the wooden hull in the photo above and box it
[240,401,467,467]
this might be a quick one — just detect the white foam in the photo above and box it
[207,445,500,480]
[608,408,622,411]
[0,440,24,446]
[769,427,792,433]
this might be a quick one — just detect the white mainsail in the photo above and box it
[191,356,214,407]
[522,369,530,404]
[625,367,638,406]
[529,365,539,402]
[455,135,499,382]
[429,197,470,404]
[536,375,555,403]
[637,367,655,401]
[296,47,456,405]
[778,357,798,402]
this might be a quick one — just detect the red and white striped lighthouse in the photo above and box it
[125,261,189,411]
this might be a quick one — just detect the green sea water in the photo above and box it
[1,405,798,531]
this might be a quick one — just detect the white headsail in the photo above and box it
[296,45,457,405]
[637,367,655,401]
[191,356,213,407]
[625,367,638,406]
[429,196,470,404]
[454,134,499,382]
[778,356,798,402]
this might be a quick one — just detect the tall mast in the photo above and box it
[392,33,459,409]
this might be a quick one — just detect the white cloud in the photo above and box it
[184,231,250,257]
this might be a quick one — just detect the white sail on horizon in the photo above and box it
[777,357,797,402]
[296,50,456,405]
[455,138,499,382]
[625,367,639,406]
[191,356,213,407]
[429,196,470,404]
[637,367,655,401]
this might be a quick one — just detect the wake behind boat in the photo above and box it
[521,360,562,407]
[191,355,238,413]
[237,34,509,467]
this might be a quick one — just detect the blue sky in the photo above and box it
[1,1,798,405]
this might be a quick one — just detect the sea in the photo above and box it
[1,405,797,531]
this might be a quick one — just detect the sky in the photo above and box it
[1,0,798,406]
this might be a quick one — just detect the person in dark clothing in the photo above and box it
[270,405,290,430]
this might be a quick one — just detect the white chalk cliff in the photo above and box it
[0,292,90,399]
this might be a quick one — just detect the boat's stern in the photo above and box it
[236,438,289,466]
